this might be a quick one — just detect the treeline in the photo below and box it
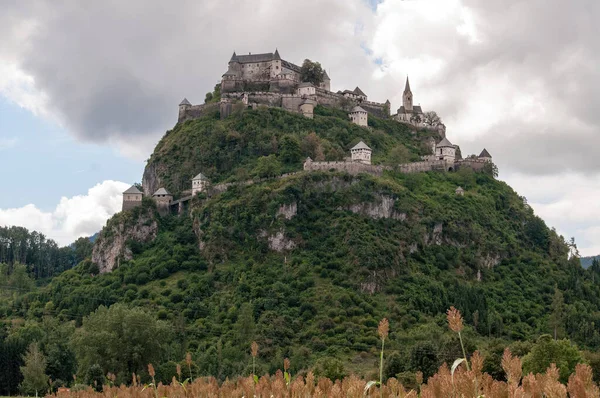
[0,226,93,279]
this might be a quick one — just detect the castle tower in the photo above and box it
[178,98,191,122]
[122,185,143,211]
[350,141,372,164]
[349,106,368,127]
[299,97,317,119]
[436,137,456,163]
[320,70,331,91]
[192,172,210,195]
[271,48,282,78]
[403,76,413,112]
[153,188,173,215]
[479,148,492,162]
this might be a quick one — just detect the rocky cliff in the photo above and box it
[91,202,158,273]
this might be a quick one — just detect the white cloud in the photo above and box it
[0,180,129,246]
[504,171,600,256]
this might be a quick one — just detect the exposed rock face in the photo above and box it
[479,253,500,268]
[277,202,298,220]
[142,162,166,196]
[424,223,444,246]
[266,229,297,252]
[348,195,406,220]
[92,209,158,273]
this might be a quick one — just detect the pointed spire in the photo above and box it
[274,48,281,60]
[404,76,411,93]
[229,51,238,63]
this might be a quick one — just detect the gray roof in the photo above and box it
[273,49,281,60]
[397,105,423,114]
[479,148,492,158]
[351,141,371,150]
[323,70,330,80]
[298,82,314,88]
[192,172,209,181]
[456,186,464,192]
[229,51,238,62]
[123,185,142,194]
[236,52,276,63]
[351,106,367,113]
[437,137,454,147]
[179,98,191,106]
[281,59,301,72]
[153,188,171,196]
[301,98,317,105]
[404,76,411,93]
[222,68,238,76]
[354,86,367,97]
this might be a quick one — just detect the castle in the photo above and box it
[122,49,493,213]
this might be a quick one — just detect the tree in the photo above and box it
[300,59,324,86]
[253,155,282,178]
[313,357,346,381]
[387,144,411,167]
[301,132,324,161]
[522,335,584,383]
[549,287,565,340]
[72,304,172,382]
[410,113,422,124]
[423,111,442,127]
[73,237,93,265]
[482,162,499,178]
[9,263,33,294]
[279,135,302,165]
[20,342,48,396]
[234,303,256,346]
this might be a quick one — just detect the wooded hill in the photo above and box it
[1,106,598,394]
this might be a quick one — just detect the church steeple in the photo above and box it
[229,51,238,63]
[403,76,413,111]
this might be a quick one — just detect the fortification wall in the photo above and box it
[304,161,386,176]
[457,159,488,171]
[122,200,142,211]
[397,160,450,173]
[282,95,305,112]
[179,104,219,123]
[315,88,344,107]
[361,100,389,118]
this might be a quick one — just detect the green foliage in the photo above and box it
[313,357,347,381]
[253,155,282,178]
[204,84,221,104]
[522,335,584,383]
[19,342,48,396]
[300,59,324,86]
[72,304,172,383]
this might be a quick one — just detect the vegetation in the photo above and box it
[300,59,325,86]
[1,105,599,394]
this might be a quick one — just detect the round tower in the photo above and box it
[178,98,191,122]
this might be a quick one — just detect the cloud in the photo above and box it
[0,0,374,153]
[505,171,600,256]
[0,180,129,246]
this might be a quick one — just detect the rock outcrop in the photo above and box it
[91,207,158,273]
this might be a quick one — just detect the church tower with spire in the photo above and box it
[403,77,413,112]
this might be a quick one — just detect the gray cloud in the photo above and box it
[2,0,373,145]
[2,0,599,175]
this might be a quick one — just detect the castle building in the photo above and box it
[153,188,173,215]
[122,186,143,211]
[340,87,367,102]
[395,77,424,124]
[349,106,368,127]
[455,186,465,196]
[192,173,209,195]
[351,141,372,164]
[299,97,317,119]
[434,137,456,162]
[479,148,492,162]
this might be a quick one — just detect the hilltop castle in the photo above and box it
[122,49,494,213]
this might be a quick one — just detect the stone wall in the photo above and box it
[304,160,387,176]
[122,200,142,211]
[397,160,450,173]
[361,100,389,118]
[179,103,219,123]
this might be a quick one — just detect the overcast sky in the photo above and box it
[1,0,599,254]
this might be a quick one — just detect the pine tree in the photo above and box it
[20,342,48,396]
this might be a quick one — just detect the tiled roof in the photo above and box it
[153,188,170,196]
[123,185,142,194]
[351,141,371,150]
[479,148,492,158]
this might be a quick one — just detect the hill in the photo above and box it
[581,255,600,269]
[1,107,599,392]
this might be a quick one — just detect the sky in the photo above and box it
[0,0,599,254]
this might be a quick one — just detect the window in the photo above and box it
[276,66,279,69]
